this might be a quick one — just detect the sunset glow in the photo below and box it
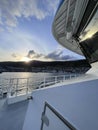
[21,57,32,62]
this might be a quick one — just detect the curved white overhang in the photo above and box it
[52,0,90,55]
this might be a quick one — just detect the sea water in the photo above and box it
[0,72,67,93]
[0,72,68,80]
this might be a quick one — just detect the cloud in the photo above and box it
[27,50,42,59]
[12,53,17,58]
[27,49,75,61]
[44,0,60,15]
[11,53,22,61]
[27,50,35,58]
[0,0,60,28]
[44,50,74,61]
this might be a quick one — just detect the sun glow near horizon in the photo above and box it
[20,57,32,62]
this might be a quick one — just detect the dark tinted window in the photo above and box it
[80,32,98,63]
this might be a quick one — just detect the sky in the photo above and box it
[0,0,84,62]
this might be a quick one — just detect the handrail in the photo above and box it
[0,73,81,98]
[41,102,76,130]
[0,73,80,80]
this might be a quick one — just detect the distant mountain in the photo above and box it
[0,59,91,73]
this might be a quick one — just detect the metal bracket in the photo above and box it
[41,112,49,127]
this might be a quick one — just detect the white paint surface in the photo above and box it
[7,93,31,104]
[23,79,98,130]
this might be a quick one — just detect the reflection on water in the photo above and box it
[0,72,67,94]
[0,72,66,80]
[0,72,78,96]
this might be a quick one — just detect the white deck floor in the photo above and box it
[0,100,29,130]
[23,77,98,130]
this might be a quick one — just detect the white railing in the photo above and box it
[0,74,81,98]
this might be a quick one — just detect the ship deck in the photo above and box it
[0,99,29,130]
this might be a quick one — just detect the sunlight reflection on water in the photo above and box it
[0,72,66,89]
[0,72,66,80]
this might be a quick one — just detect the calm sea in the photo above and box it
[0,72,67,90]
[0,72,65,79]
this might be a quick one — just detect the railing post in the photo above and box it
[9,78,13,96]
[70,75,71,79]
[44,77,45,87]
[63,75,65,81]
[55,76,57,84]
[26,78,29,94]
[16,78,19,96]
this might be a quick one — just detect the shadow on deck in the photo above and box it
[0,99,29,130]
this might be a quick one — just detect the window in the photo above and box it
[79,8,98,63]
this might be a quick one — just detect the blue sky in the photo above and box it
[0,0,84,62]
